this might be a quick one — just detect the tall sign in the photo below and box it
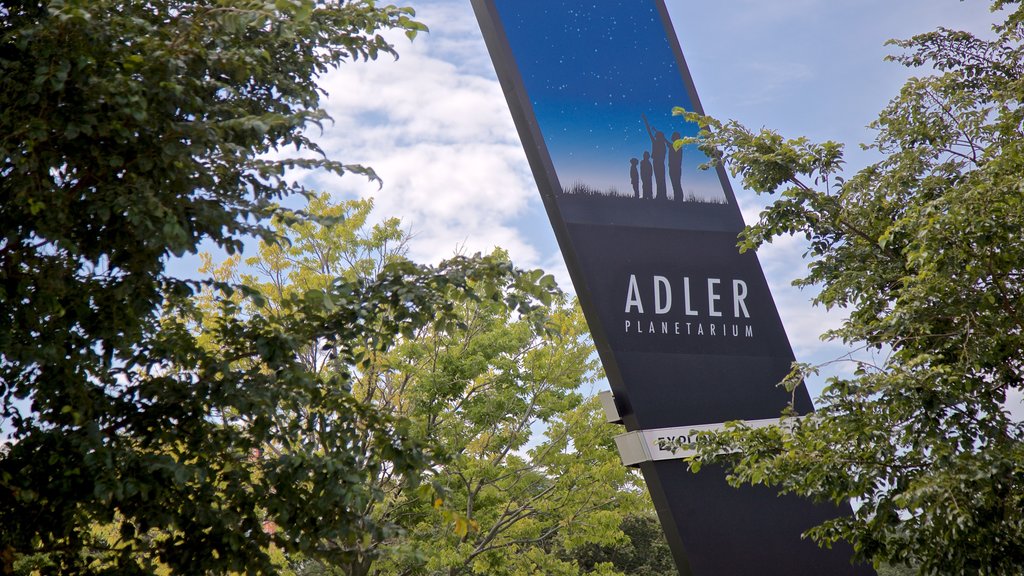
[470,1,872,574]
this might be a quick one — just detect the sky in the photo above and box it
[215,0,1015,412]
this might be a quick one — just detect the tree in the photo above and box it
[197,196,651,576]
[0,1,525,573]
[392,395,643,576]
[0,2,655,570]
[677,2,1024,574]
[559,513,674,576]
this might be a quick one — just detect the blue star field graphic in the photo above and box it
[493,0,726,202]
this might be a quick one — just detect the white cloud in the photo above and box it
[307,6,553,269]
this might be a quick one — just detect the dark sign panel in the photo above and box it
[470,1,871,574]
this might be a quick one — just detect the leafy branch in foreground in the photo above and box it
[674,2,1024,574]
[1,0,432,572]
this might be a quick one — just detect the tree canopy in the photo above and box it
[0,1,479,573]
[193,196,655,576]
[677,1,1024,574]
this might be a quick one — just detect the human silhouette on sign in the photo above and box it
[669,131,683,201]
[640,151,653,200]
[642,114,668,200]
[629,158,640,198]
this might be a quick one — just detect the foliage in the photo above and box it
[6,236,556,575]
[0,0,467,573]
[0,0,660,573]
[393,395,643,576]
[675,2,1024,574]
[199,197,651,576]
[560,513,674,576]
[877,563,919,576]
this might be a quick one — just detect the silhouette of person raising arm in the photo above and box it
[669,131,683,200]
[640,151,653,200]
[629,158,640,198]
[642,113,668,200]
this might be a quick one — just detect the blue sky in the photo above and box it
[276,0,1011,410]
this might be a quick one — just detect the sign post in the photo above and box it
[469,1,873,574]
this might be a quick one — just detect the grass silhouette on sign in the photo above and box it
[559,180,727,205]
[554,115,727,206]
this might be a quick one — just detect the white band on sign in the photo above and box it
[613,418,798,467]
